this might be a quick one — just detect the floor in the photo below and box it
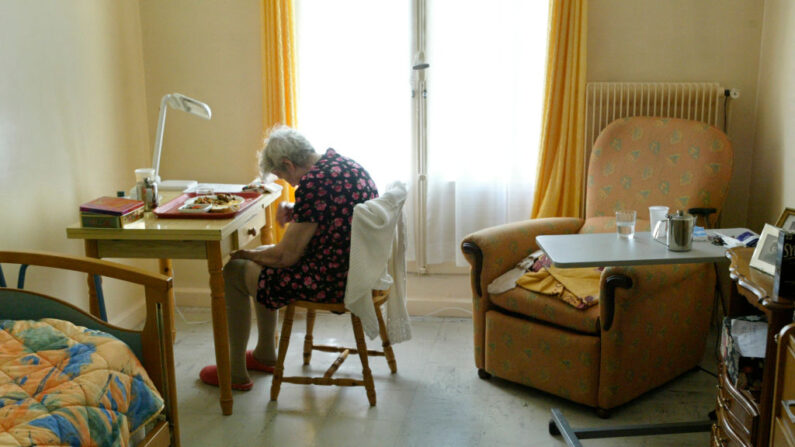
[172,307,719,447]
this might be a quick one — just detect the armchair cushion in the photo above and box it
[585,118,732,219]
[490,287,601,334]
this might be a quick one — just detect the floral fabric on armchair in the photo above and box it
[461,117,732,412]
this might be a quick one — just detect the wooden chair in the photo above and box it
[270,289,397,406]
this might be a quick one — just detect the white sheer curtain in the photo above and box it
[295,0,548,267]
[294,0,411,188]
[425,0,548,266]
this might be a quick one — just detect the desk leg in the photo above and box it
[206,241,233,415]
[262,202,275,245]
[84,240,101,317]
[158,259,177,342]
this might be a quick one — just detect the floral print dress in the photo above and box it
[257,148,378,309]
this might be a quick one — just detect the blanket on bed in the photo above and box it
[0,318,164,447]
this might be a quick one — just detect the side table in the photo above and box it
[715,247,795,446]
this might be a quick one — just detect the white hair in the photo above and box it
[258,125,316,176]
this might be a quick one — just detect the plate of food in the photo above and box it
[185,193,245,213]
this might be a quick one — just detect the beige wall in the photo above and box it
[3,1,791,322]
[0,1,152,326]
[138,0,265,184]
[748,0,795,230]
[588,0,765,228]
[137,0,266,305]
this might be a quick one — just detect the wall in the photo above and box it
[138,0,265,185]
[2,1,783,323]
[130,0,771,316]
[0,1,151,326]
[748,0,795,230]
[137,0,267,307]
[588,0,765,228]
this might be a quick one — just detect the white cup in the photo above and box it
[649,206,670,239]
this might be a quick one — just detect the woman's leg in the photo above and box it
[223,258,260,384]
[226,258,279,374]
[242,260,278,366]
[252,301,278,366]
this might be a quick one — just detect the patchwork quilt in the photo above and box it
[0,319,164,447]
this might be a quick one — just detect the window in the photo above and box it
[295,0,549,270]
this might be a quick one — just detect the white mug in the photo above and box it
[648,206,669,239]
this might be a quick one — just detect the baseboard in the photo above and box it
[173,287,472,318]
[109,300,147,329]
[405,298,472,318]
[174,287,217,308]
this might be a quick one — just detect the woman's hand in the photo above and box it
[276,202,295,226]
[230,245,273,264]
[230,249,255,261]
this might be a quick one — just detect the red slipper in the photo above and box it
[246,350,276,373]
[199,365,253,391]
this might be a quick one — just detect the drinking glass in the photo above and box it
[616,210,637,239]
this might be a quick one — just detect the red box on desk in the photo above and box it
[80,196,145,228]
[80,196,144,215]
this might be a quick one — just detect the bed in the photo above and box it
[0,250,179,447]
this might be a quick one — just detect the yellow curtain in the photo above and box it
[531,0,588,218]
[262,0,297,242]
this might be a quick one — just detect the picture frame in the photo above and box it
[776,207,795,232]
[750,223,782,275]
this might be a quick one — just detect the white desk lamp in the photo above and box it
[151,93,212,190]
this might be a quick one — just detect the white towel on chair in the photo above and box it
[344,182,411,343]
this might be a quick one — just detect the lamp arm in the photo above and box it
[151,94,171,182]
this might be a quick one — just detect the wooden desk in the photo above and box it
[66,190,281,415]
[771,323,795,446]
[718,247,795,446]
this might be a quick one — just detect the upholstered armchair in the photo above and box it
[461,117,733,415]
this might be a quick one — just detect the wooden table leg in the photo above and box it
[84,240,101,317]
[158,259,177,342]
[262,202,275,245]
[206,241,233,415]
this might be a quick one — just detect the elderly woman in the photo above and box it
[200,126,378,390]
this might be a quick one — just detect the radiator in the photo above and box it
[584,82,728,161]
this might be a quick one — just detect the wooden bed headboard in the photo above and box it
[0,250,179,447]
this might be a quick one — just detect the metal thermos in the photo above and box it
[653,210,696,251]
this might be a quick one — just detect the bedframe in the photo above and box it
[0,250,179,447]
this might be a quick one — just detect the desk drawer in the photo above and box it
[714,405,753,447]
[774,417,795,447]
[717,367,758,443]
[236,207,267,249]
[774,335,795,445]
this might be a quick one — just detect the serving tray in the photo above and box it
[153,191,262,219]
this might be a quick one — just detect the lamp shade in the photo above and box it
[152,93,212,182]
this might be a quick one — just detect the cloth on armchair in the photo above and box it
[461,117,733,413]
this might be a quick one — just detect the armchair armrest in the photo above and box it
[461,217,583,371]
[597,262,717,409]
[461,217,583,298]
[599,263,713,330]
